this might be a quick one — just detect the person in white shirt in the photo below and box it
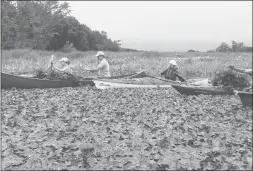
[52,57,73,74]
[85,51,111,77]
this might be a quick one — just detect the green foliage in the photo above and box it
[187,49,199,52]
[2,50,252,80]
[232,41,244,52]
[214,41,252,53]
[1,50,253,170]
[216,42,232,52]
[34,69,76,81]
[184,58,193,64]
[1,1,121,51]
[62,41,76,53]
[212,69,251,90]
[1,1,18,49]
[1,87,252,170]
[34,70,47,79]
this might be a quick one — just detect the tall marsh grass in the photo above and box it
[1,49,252,79]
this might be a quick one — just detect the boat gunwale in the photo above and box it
[2,72,72,83]
[171,84,234,95]
[237,91,253,95]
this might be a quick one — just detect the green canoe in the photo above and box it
[1,70,147,89]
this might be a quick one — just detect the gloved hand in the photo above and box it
[228,65,234,69]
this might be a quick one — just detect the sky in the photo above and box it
[67,1,252,52]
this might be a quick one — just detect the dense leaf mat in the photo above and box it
[1,87,252,170]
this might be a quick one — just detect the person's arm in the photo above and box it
[85,68,99,72]
[160,67,168,76]
[174,68,186,82]
[86,62,106,72]
[52,65,64,73]
[175,73,186,82]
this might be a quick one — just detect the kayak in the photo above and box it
[94,77,209,89]
[171,85,234,95]
[1,70,147,89]
[237,91,252,107]
[78,70,147,85]
[1,72,79,89]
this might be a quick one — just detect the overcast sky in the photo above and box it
[67,1,252,52]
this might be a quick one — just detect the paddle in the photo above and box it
[141,75,185,85]
[47,55,54,78]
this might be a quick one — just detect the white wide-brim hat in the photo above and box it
[169,60,177,66]
[95,51,105,57]
[59,57,70,63]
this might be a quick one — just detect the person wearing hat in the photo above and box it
[228,65,252,93]
[228,65,252,76]
[52,57,73,74]
[160,60,186,82]
[85,51,111,77]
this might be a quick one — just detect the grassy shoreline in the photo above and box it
[1,49,252,79]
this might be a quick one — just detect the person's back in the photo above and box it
[229,65,252,76]
[162,66,179,81]
[229,65,252,93]
[98,58,111,77]
[161,60,186,82]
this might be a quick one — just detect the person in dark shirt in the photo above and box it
[161,60,186,82]
[228,65,252,93]
[228,65,252,76]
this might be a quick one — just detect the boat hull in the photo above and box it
[94,80,176,89]
[96,77,180,85]
[1,70,147,89]
[171,85,234,95]
[1,72,78,89]
[237,91,252,107]
[93,77,188,89]
[78,70,148,86]
[94,77,209,89]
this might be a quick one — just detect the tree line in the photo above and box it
[188,41,252,53]
[214,41,252,52]
[1,1,121,51]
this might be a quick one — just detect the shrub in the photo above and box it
[62,41,76,53]
[184,58,193,64]
[187,49,199,52]
[216,42,232,52]
[212,69,251,91]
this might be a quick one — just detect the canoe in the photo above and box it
[237,91,252,107]
[1,70,147,89]
[93,77,208,89]
[78,70,148,86]
[171,85,234,96]
[107,70,148,79]
[94,77,181,89]
[1,72,77,89]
